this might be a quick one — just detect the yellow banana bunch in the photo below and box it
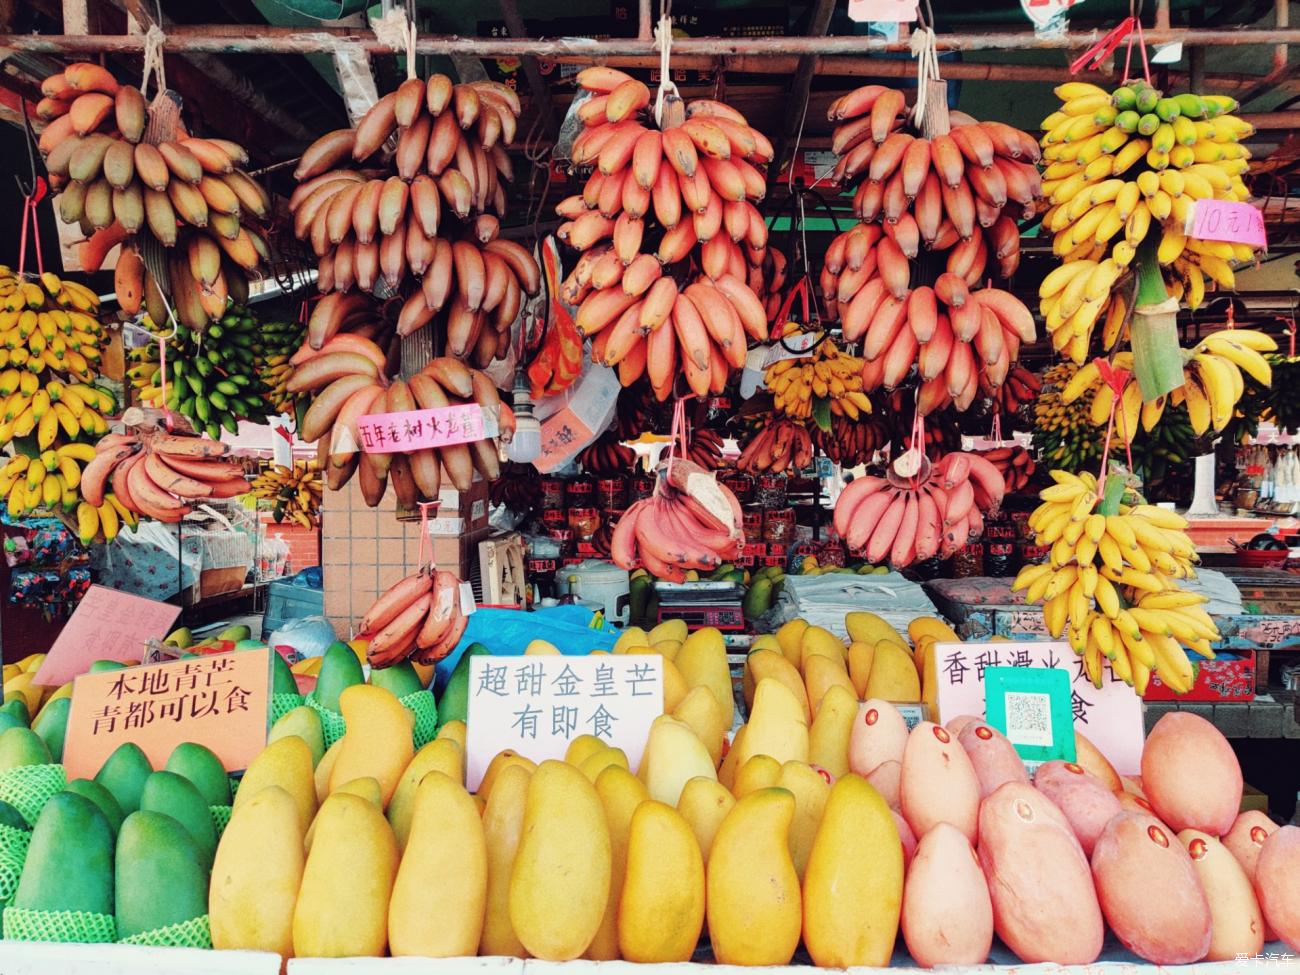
[0,266,113,521]
[1013,469,1216,696]
[1040,79,1261,358]
[75,492,137,544]
[765,324,873,421]
[1061,328,1276,438]
[251,459,322,529]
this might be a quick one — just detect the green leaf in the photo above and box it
[812,397,832,433]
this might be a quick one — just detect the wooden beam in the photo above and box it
[496,0,558,140]
[61,0,87,34]
[772,0,836,176]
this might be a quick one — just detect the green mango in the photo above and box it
[165,742,231,807]
[369,660,424,699]
[437,643,489,728]
[270,650,299,696]
[0,708,27,734]
[742,577,774,622]
[63,779,125,837]
[94,741,153,814]
[235,639,266,652]
[30,697,70,763]
[267,706,325,766]
[114,811,209,939]
[315,641,364,711]
[0,798,29,831]
[139,771,216,870]
[0,726,52,771]
[88,659,127,673]
[15,793,113,914]
[0,698,30,726]
[217,624,251,642]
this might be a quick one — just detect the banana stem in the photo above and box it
[1130,238,1185,402]
[1097,472,1126,517]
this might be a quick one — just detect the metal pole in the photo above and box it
[2,26,1299,56]
[638,0,653,42]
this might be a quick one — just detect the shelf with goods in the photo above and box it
[3,3,1300,973]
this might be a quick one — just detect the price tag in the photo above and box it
[847,0,918,22]
[35,586,181,687]
[355,404,495,454]
[1186,199,1267,249]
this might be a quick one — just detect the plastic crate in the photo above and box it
[262,575,324,640]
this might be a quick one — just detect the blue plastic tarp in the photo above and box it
[433,605,618,692]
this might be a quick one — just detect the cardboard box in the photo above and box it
[1145,650,1256,702]
[400,480,491,536]
[431,527,492,577]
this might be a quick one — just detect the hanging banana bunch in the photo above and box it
[252,459,322,528]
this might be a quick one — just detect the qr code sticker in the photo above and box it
[1004,691,1054,747]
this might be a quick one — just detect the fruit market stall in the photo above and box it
[2,0,1300,971]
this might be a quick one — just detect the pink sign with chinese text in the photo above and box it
[63,647,271,779]
[533,408,594,474]
[34,585,182,688]
[932,640,1145,774]
[1188,199,1267,249]
[357,404,494,454]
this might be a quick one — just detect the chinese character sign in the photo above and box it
[933,641,1144,774]
[466,655,663,790]
[356,404,497,454]
[63,647,272,780]
[35,585,182,687]
[1188,199,1267,249]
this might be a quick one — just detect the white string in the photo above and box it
[652,13,680,128]
[140,25,167,101]
[909,28,940,129]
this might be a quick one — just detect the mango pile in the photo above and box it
[1,616,1295,963]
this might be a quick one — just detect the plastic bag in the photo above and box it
[268,616,338,659]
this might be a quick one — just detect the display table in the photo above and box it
[2,938,1295,973]
[1183,516,1279,550]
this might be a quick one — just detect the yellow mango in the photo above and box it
[717,724,746,792]
[775,618,809,667]
[845,611,906,646]
[707,788,801,965]
[613,627,649,653]
[919,641,940,723]
[292,793,399,957]
[672,685,728,766]
[210,785,305,956]
[778,760,831,879]
[743,648,810,722]
[328,685,414,806]
[848,641,875,698]
[480,763,532,957]
[662,657,690,712]
[565,734,608,767]
[509,760,612,960]
[479,749,538,802]
[437,719,466,749]
[235,736,316,833]
[674,626,734,729]
[306,776,383,850]
[734,753,782,797]
[619,800,705,962]
[313,739,341,803]
[733,677,809,768]
[800,626,848,672]
[802,773,904,967]
[387,737,464,850]
[809,683,857,780]
[804,653,856,717]
[908,615,959,647]
[410,660,435,686]
[864,639,922,702]
[649,619,688,644]
[579,746,628,782]
[676,774,735,864]
[3,672,38,714]
[652,639,682,660]
[638,714,715,806]
[750,634,782,653]
[524,639,561,655]
[389,772,486,956]
[587,765,648,960]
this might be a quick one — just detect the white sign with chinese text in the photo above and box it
[466,655,663,791]
[932,641,1145,774]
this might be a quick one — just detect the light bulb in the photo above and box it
[505,380,542,464]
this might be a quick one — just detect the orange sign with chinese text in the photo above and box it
[63,648,271,780]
